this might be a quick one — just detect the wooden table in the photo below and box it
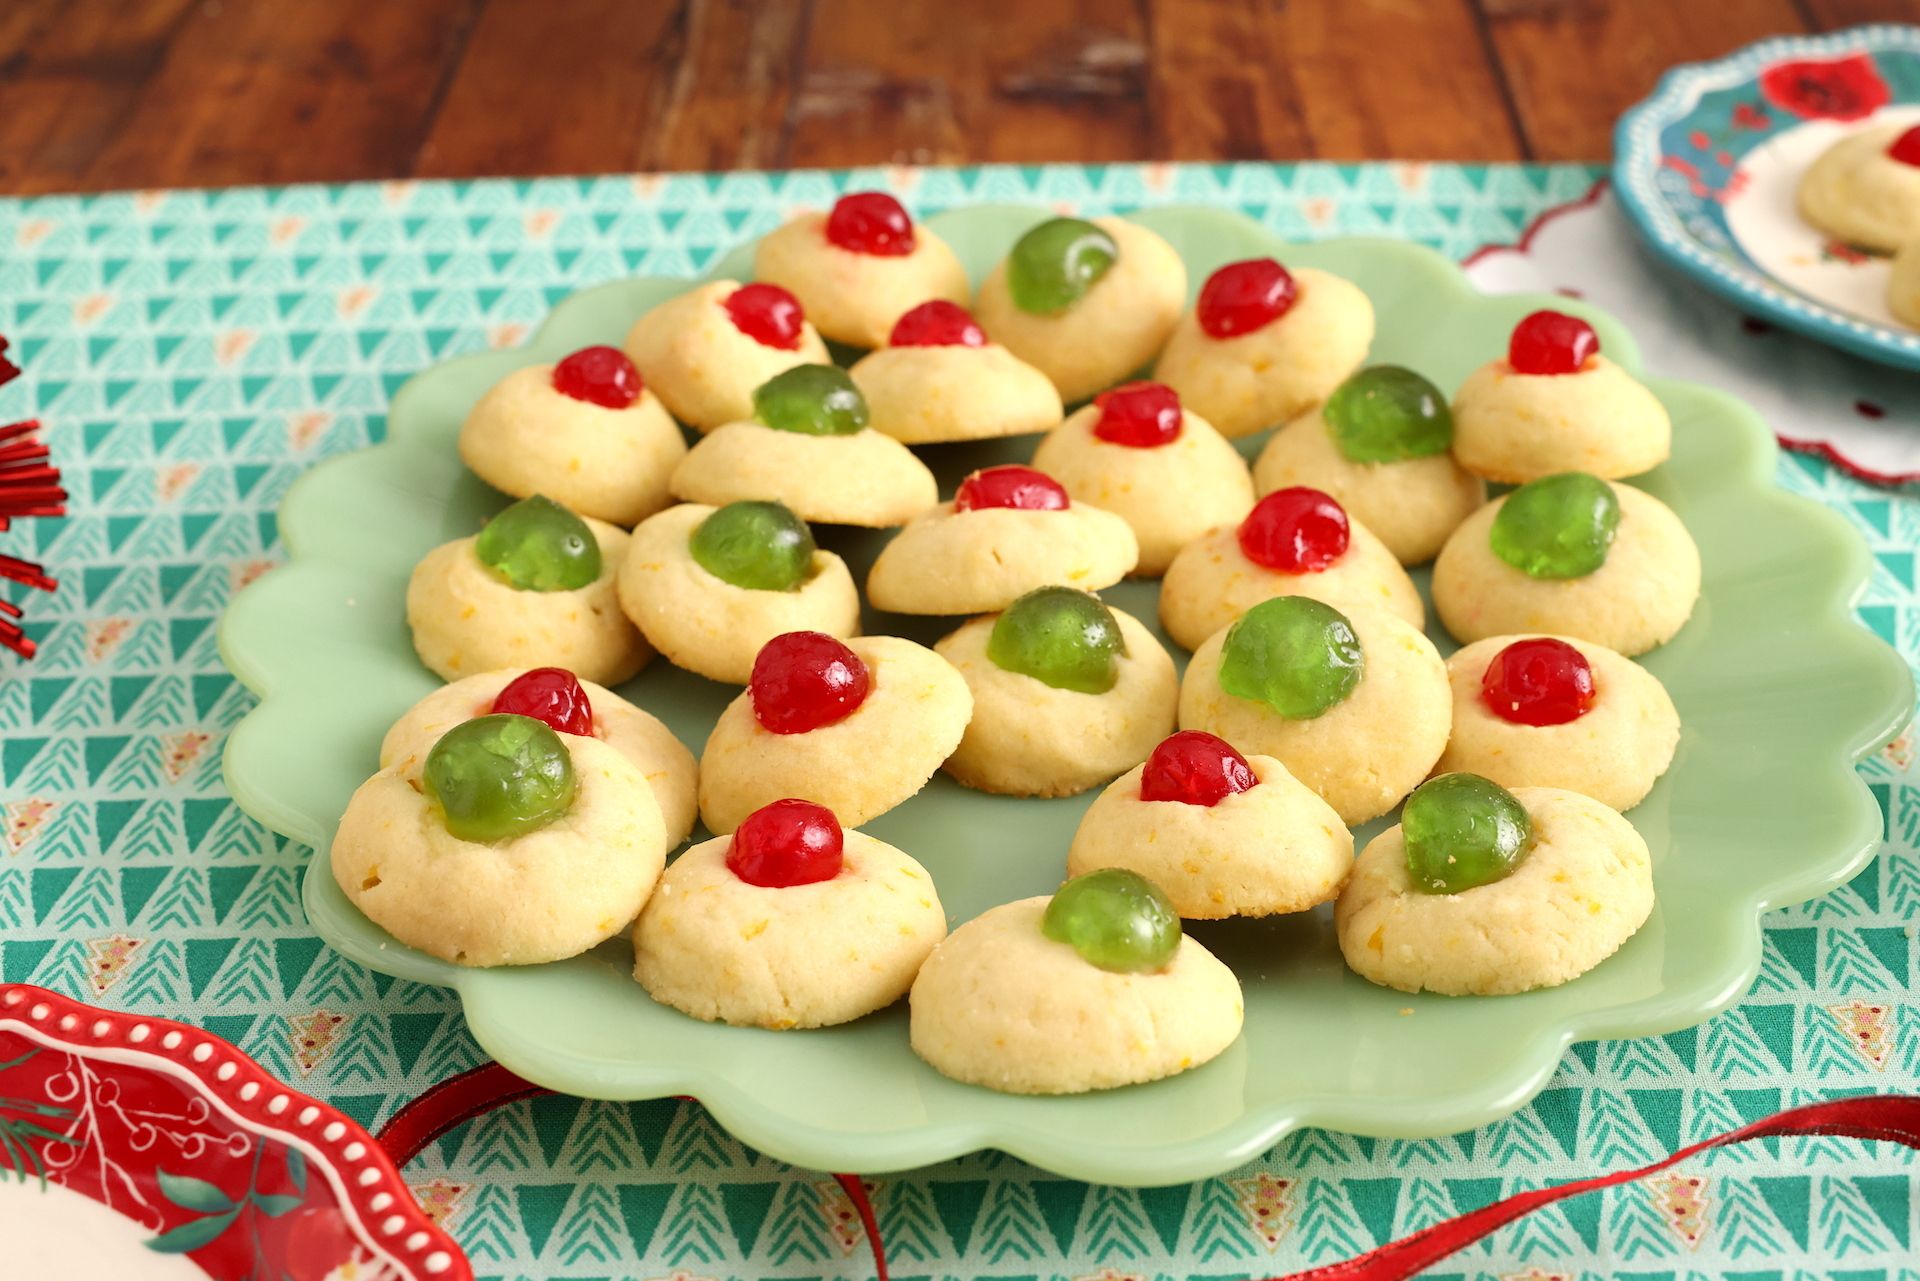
[1,0,1914,193]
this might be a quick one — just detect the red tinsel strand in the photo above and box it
[0,342,18,391]
[0,441,50,466]
[0,556,56,593]
[0,419,42,445]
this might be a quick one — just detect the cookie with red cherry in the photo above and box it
[623,280,829,431]
[849,301,1064,443]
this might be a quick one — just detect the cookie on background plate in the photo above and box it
[1797,121,1920,254]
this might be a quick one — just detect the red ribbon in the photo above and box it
[377,1071,1920,1281]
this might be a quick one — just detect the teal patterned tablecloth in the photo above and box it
[1,162,1916,1279]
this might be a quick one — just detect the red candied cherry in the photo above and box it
[750,631,871,735]
[551,345,642,409]
[724,283,806,351]
[1197,258,1298,339]
[953,464,1069,512]
[1237,487,1350,574]
[1890,125,1920,167]
[1480,637,1597,727]
[825,191,917,256]
[490,667,593,736]
[890,300,986,348]
[1508,309,1599,375]
[1140,731,1257,807]
[1092,381,1183,448]
[727,798,844,887]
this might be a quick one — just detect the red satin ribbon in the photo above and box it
[376,1071,1920,1281]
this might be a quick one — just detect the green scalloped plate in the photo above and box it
[219,205,1912,1187]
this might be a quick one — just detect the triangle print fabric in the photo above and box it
[0,162,1916,1279]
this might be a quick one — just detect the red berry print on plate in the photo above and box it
[727,798,845,887]
[1092,381,1183,448]
[1140,730,1258,806]
[1890,125,1920,168]
[1508,309,1599,375]
[890,299,986,348]
[1480,637,1596,727]
[551,345,643,408]
[751,631,871,735]
[1758,53,1891,122]
[1237,487,1349,573]
[491,666,594,736]
[825,191,917,256]
[953,465,1070,512]
[725,283,806,350]
[1196,258,1297,339]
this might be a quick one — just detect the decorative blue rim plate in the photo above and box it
[1613,24,1920,371]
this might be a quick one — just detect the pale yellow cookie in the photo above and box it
[1178,604,1450,824]
[1067,754,1351,918]
[850,343,1064,444]
[377,668,698,849]
[1892,240,1920,329]
[1450,356,1671,483]
[1155,267,1374,438]
[697,636,973,833]
[631,829,946,1028]
[458,363,688,527]
[1253,407,1486,565]
[623,280,830,431]
[616,503,860,685]
[1030,399,1255,576]
[936,606,1176,797]
[669,421,937,528]
[405,517,650,685]
[1158,508,1422,652]
[753,210,970,349]
[974,218,1187,404]
[331,736,668,967]
[1335,786,1654,995]
[909,896,1243,1094]
[866,501,1139,616]
[1797,122,1920,253]
[1431,483,1699,656]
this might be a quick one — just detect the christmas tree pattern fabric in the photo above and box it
[0,163,1916,1279]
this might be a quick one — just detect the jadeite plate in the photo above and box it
[219,204,1912,1187]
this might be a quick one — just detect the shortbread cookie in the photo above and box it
[752,193,970,348]
[1797,122,1920,253]
[616,501,859,685]
[1155,259,1374,438]
[974,216,1186,403]
[406,496,650,685]
[623,280,830,431]
[850,301,1065,443]
[1030,381,1255,575]
[698,633,972,833]
[1892,239,1920,329]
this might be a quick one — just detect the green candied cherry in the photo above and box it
[1217,596,1363,719]
[1323,365,1454,463]
[1042,868,1181,974]
[689,500,816,592]
[987,586,1126,694]
[1489,471,1620,580]
[1006,217,1118,314]
[1402,773,1534,894]
[752,365,869,436]
[422,714,576,843]
[474,494,601,591]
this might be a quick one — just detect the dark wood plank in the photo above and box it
[642,0,812,172]
[1141,0,1313,160]
[1800,0,1920,24]
[1482,0,1811,161]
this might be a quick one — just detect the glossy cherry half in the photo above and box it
[953,465,1070,512]
[489,667,594,736]
[724,283,806,350]
[750,631,871,735]
[1480,637,1597,727]
[1237,487,1350,573]
[1140,731,1258,806]
[727,798,845,887]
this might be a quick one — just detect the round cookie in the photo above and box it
[1431,478,1699,656]
[1435,634,1680,813]
[1892,239,1920,329]
[458,355,688,527]
[1336,785,1654,995]
[1030,384,1256,575]
[1178,600,1450,824]
[378,667,698,848]
[671,421,936,527]
[698,635,973,832]
[632,822,946,1028]
[974,217,1187,404]
[1155,261,1374,439]
[616,503,860,685]
[331,734,668,967]
[406,505,650,686]
[1797,122,1920,254]
[850,315,1064,444]
[622,280,830,431]
[909,895,1242,1094]
[936,601,1177,797]
[1159,488,1422,652]
[752,197,970,349]
[1067,748,1351,918]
